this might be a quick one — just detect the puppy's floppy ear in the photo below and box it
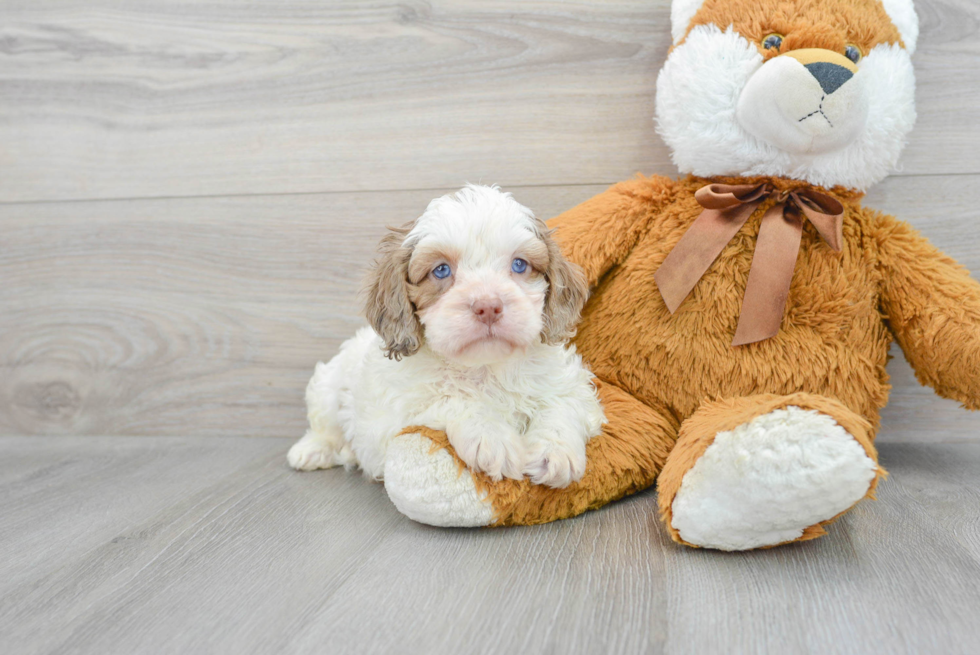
[364,224,423,360]
[535,219,589,344]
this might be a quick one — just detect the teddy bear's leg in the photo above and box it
[383,383,679,527]
[658,393,884,551]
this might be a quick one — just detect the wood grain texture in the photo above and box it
[1,0,978,202]
[1,436,979,654]
[2,177,979,440]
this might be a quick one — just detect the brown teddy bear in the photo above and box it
[379,0,980,550]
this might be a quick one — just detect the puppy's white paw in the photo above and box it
[450,426,525,482]
[523,438,586,488]
[287,440,335,471]
[287,430,352,471]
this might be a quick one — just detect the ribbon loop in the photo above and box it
[655,183,846,346]
[694,183,769,209]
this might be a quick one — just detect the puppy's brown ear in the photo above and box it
[537,220,589,344]
[364,225,423,360]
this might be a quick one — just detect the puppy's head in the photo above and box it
[365,185,587,365]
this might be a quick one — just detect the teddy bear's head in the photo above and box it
[656,0,918,190]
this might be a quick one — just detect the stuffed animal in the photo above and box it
[381,0,980,550]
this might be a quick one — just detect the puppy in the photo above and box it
[287,184,604,488]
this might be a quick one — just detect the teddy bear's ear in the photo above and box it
[670,0,707,45]
[880,0,919,55]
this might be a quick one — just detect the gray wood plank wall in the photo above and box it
[2,0,979,444]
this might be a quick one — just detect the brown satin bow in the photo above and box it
[654,183,845,346]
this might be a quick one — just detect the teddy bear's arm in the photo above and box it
[876,214,980,409]
[547,176,675,287]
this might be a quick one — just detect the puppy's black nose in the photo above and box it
[804,62,853,95]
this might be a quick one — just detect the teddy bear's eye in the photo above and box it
[844,44,862,64]
[762,34,783,51]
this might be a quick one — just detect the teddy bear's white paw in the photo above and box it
[669,406,877,551]
[383,432,495,527]
[522,437,586,488]
[287,429,354,471]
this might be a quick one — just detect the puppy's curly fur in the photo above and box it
[288,185,604,488]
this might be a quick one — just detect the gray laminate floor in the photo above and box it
[2,436,980,655]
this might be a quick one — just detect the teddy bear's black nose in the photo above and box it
[804,62,854,95]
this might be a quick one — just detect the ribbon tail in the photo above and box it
[792,191,845,251]
[732,203,805,346]
[655,202,759,314]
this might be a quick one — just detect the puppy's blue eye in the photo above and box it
[432,263,451,279]
[511,258,528,274]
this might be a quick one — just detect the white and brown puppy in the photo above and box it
[287,185,604,488]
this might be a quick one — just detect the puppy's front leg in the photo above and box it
[445,410,526,482]
[523,411,590,489]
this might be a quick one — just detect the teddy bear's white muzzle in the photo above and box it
[736,49,867,156]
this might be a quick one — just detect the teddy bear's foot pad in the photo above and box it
[669,406,877,551]
[384,432,495,527]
